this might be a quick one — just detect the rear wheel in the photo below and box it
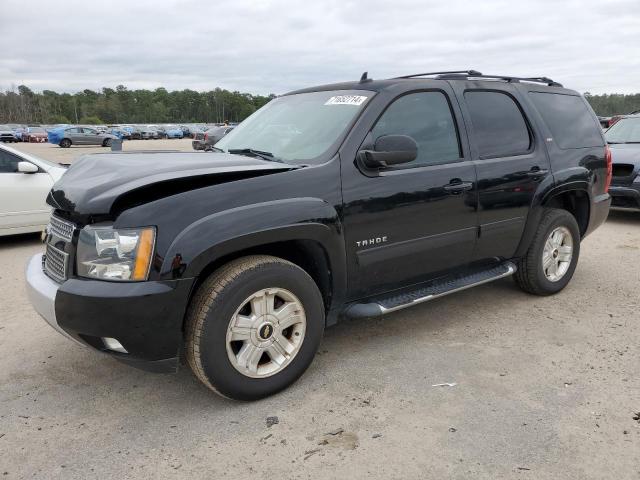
[514,208,580,295]
[185,255,325,400]
[59,138,71,148]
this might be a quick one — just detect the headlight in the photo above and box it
[76,226,156,281]
[634,174,640,183]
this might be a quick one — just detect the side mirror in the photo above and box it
[359,134,418,168]
[18,161,38,174]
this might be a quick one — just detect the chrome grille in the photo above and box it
[44,244,69,282]
[49,215,75,241]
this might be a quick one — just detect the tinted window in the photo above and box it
[82,128,97,134]
[464,91,531,158]
[0,150,20,173]
[529,92,603,149]
[66,128,80,134]
[372,91,461,167]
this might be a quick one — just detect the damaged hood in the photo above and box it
[48,151,297,216]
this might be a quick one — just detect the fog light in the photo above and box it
[103,337,128,353]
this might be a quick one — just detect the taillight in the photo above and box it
[204,133,208,141]
[604,144,613,193]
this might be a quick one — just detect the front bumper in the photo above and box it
[609,185,640,210]
[26,253,195,373]
[25,254,85,346]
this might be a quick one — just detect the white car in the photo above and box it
[0,144,66,236]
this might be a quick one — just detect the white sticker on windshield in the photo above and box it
[324,95,368,106]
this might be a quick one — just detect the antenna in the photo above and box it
[360,71,372,83]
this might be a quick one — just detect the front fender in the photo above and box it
[161,196,346,298]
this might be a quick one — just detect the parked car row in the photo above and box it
[0,123,234,147]
[45,124,233,148]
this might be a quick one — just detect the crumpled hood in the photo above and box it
[47,151,296,216]
[610,143,640,165]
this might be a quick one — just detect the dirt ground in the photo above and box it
[0,142,639,479]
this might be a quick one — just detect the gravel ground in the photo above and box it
[0,143,639,479]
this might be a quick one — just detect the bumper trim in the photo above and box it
[25,253,85,347]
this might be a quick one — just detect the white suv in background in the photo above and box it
[0,144,66,236]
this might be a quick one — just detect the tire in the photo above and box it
[59,138,71,148]
[514,208,581,296]
[102,138,112,147]
[185,255,325,400]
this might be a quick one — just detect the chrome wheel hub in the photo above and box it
[542,226,573,282]
[226,288,306,378]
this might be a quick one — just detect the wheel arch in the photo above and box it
[189,239,335,315]
[159,198,347,327]
[514,183,591,257]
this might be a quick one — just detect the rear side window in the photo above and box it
[372,91,461,167]
[529,92,603,149]
[464,91,532,158]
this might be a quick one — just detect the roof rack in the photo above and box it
[396,70,562,87]
[396,70,483,79]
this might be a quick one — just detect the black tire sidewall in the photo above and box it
[529,210,581,294]
[197,262,324,400]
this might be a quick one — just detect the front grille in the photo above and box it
[44,244,69,282]
[49,215,75,241]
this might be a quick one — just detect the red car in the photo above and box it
[22,126,48,143]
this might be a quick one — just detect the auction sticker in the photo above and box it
[324,95,368,106]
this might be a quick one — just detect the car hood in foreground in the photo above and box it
[47,152,298,217]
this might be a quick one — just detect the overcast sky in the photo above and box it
[1,0,639,95]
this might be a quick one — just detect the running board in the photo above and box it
[344,262,517,319]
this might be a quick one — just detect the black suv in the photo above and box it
[26,70,611,400]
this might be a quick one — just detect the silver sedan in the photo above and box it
[58,127,117,148]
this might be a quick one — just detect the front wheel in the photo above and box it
[102,138,112,147]
[59,138,71,148]
[185,255,325,400]
[514,208,580,295]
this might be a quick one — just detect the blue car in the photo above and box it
[164,125,184,139]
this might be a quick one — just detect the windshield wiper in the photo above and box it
[228,148,285,163]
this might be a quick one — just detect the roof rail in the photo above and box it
[395,70,483,79]
[396,70,562,87]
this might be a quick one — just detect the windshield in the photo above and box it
[215,90,373,163]
[605,117,640,143]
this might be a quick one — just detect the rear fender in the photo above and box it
[513,180,591,257]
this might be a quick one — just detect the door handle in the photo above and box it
[526,167,549,178]
[443,180,474,194]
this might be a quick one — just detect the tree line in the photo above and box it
[0,85,275,125]
[583,92,640,117]
[1,85,639,125]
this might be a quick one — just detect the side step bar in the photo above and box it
[345,262,517,319]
